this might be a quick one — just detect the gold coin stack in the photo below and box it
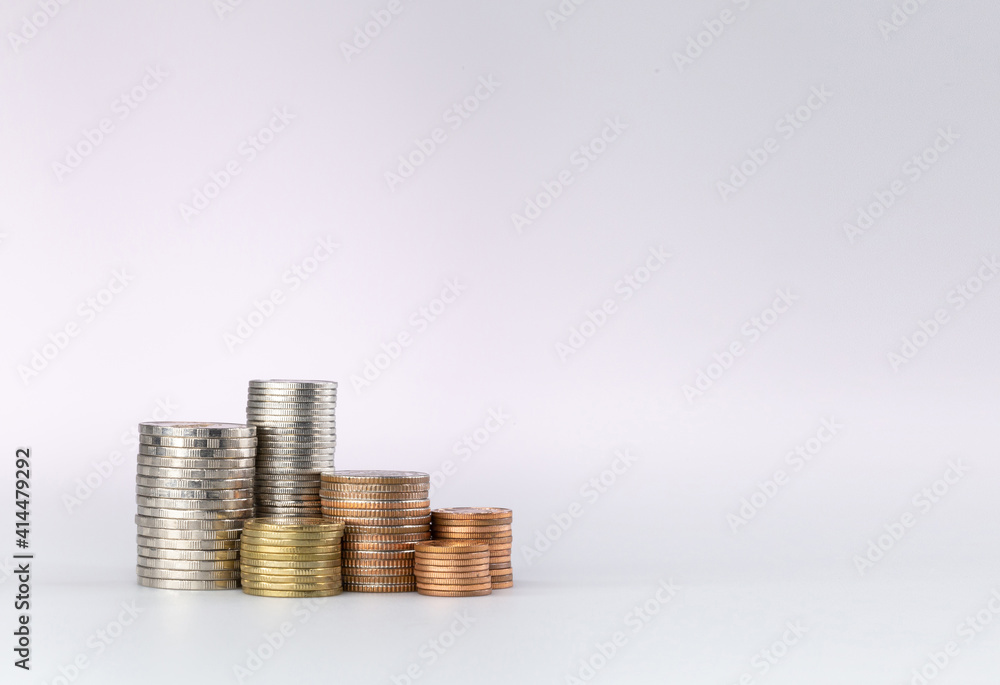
[414,540,492,597]
[319,470,431,592]
[431,507,513,589]
[239,518,344,597]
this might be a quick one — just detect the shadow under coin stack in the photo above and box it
[135,422,256,590]
[246,380,337,518]
[319,470,431,593]
[239,518,344,597]
[431,507,513,589]
[414,540,492,597]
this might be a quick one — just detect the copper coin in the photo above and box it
[431,507,511,519]
[416,588,492,597]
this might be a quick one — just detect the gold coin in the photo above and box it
[241,564,341,575]
[241,529,343,540]
[240,557,340,569]
[242,580,342,591]
[241,541,337,553]
[242,587,343,598]
[431,507,511,520]
[240,551,341,561]
[416,588,492,597]
[415,540,489,554]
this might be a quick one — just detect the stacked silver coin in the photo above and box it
[135,421,256,590]
[247,380,337,518]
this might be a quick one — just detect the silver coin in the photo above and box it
[256,469,324,476]
[257,443,336,452]
[140,435,257,448]
[255,486,320,494]
[137,465,256,479]
[137,495,254,510]
[247,407,336,421]
[136,486,252,500]
[255,477,320,485]
[135,515,245,531]
[136,526,242,540]
[138,445,256,458]
[140,422,255,438]
[256,458,334,466]
[249,380,338,390]
[319,482,430,492]
[137,546,240,560]
[246,400,337,409]
[248,390,337,400]
[256,447,335,456]
[137,576,240,590]
[137,535,242,550]
[137,556,241,571]
[256,495,321,503]
[136,476,254,490]
[138,456,256,469]
[136,566,240,581]
[136,505,254,520]
[256,428,337,437]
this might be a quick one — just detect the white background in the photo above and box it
[2,0,1000,683]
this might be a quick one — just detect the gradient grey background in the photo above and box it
[2,1,999,683]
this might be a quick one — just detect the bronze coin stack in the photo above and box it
[431,507,513,589]
[414,540,491,597]
[319,470,431,592]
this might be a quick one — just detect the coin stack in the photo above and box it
[246,380,337,518]
[431,508,513,589]
[319,470,431,593]
[414,540,492,597]
[239,518,344,597]
[135,422,256,590]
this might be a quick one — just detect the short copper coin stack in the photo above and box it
[430,507,512,589]
[319,470,431,592]
[414,540,492,597]
[239,518,344,598]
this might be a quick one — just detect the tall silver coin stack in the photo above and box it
[135,421,256,590]
[247,380,337,518]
